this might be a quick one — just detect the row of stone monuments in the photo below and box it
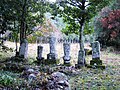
[36,36,71,65]
[37,36,79,44]
[19,36,104,68]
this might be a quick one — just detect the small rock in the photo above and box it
[46,72,70,90]
[57,80,65,86]
[28,73,36,80]
[27,68,34,73]
[64,81,69,87]
[52,72,68,81]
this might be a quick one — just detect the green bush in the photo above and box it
[0,71,19,86]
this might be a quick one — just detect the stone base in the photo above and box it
[87,59,105,69]
[86,65,105,69]
[47,53,57,60]
[36,57,44,61]
[44,59,59,65]
[63,56,71,65]
[75,64,85,69]
[90,59,102,65]
[64,61,71,66]
[64,60,71,64]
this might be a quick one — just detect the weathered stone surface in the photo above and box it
[36,45,44,61]
[21,68,39,79]
[49,36,56,54]
[46,72,70,90]
[47,36,57,60]
[19,39,28,59]
[27,68,34,73]
[28,73,36,80]
[63,42,71,64]
[51,72,68,81]
[76,50,85,67]
[92,41,100,60]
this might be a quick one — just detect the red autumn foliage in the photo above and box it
[101,9,120,39]
[110,31,117,39]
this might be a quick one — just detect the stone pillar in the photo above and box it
[36,45,44,61]
[47,36,57,60]
[92,41,100,60]
[77,50,85,66]
[63,42,71,64]
[90,41,102,66]
[19,39,28,59]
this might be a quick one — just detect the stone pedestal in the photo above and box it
[19,39,28,59]
[63,42,71,65]
[36,45,44,61]
[47,36,57,62]
[75,50,85,68]
[88,41,105,69]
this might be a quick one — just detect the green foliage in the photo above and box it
[27,31,44,43]
[61,24,79,35]
[52,0,112,35]
[0,0,50,44]
[0,71,19,86]
[84,21,94,35]
[27,35,37,43]
[110,0,120,10]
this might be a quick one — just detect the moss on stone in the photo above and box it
[64,63,71,66]
[90,59,102,65]
[86,65,105,69]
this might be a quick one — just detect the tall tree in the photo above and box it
[0,0,50,57]
[0,0,49,43]
[52,0,112,66]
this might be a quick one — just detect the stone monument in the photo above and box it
[47,35,57,61]
[36,45,44,61]
[77,50,86,66]
[19,39,28,59]
[89,41,105,69]
[63,42,71,65]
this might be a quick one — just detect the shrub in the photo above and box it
[94,2,120,48]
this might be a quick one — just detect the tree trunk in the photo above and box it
[79,23,85,51]
[77,0,86,66]
[14,21,18,56]
[77,21,86,65]
[20,0,27,44]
